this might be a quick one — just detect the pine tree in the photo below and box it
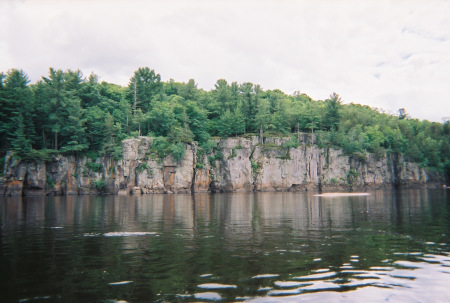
[1,69,35,154]
[324,92,342,131]
[128,67,162,114]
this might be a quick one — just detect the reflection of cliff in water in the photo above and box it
[1,189,448,303]
[1,189,439,248]
[0,190,432,228]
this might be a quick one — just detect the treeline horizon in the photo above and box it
[0,67,449,177]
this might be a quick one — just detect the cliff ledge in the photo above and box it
[0,135,443,196]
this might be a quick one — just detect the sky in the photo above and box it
[1,0,449,122]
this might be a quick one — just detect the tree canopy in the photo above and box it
[1,67,449,180]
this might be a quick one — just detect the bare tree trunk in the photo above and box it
[260,124,264,145]
[133,79,137,116]
[184,109,188,139]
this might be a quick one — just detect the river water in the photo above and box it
[0,189,449,303]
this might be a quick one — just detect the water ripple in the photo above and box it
[108,281,133,286]
[193,292,222,301]
[246,253,450,302]
[293,272,338,280]
[252,274,280,279]
[274,281,311,288]
[104,232,157,237]
[198,283,238,289]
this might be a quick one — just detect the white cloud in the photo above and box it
[1,0,449,121]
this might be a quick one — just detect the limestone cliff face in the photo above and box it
[208,137,256,192]
[111,137,196,195]
[0,135,443,196]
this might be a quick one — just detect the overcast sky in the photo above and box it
[1,0,449,122]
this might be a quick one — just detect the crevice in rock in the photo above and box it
[392,153,400,189]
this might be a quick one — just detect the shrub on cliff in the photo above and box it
[281,136,299,148]
[14,149,57,162]
[170,142,185,162]
[94,179,107,192]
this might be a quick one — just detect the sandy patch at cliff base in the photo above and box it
[314,193,370,197]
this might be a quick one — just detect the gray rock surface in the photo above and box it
[0,135,443,196]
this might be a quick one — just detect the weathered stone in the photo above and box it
[0,135,444,196]
[0,177,6,195]
[5,180,24,196]
[132,186,142,195]
[23,161,46,196]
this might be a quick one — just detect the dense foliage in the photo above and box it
[1,67,449,179]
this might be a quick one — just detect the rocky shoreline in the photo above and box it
[0,134,443,196]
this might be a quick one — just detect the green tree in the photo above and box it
[364,125,385,156]
[98,81,131,128]
[255,98,271,137]
[132,108,145,136]
[178,79,199,101]
[302,101,321,134]
[218,109,235,137]
[385,127,407,153]
[419,136,441,167]
[269,95,290,134]
[103,112,116,152]
[184,101,209,143]
[213,79,232,111]
[0,69,35,154]
[84,106,107,151]
[148,101,177,137]
[170,142,186,162]
[398,108,409,120]
[128,67,162,114]
[42,68,65,150]
[42,68,88,152]
[80,73,102,108]
[240,82,261,132]
[33,80,53,149]
[9,113,31,156]
[233,104,245,136]
[324,92,342,131]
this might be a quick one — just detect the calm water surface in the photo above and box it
[0,189,449,302]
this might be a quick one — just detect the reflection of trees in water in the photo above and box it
[1,189,449,302]
[1,189,441,239]
[1,189,445,254]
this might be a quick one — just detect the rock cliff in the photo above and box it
[0,135,443,196]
